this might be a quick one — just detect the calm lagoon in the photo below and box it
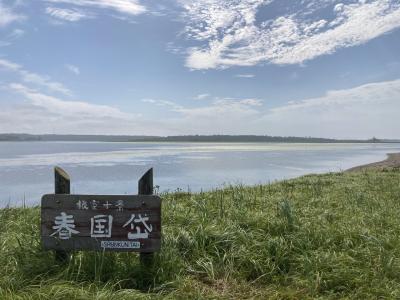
[1,142,399,207]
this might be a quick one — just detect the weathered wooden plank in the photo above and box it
[41,221,161,237]
[41,211,161,226]
[41,194,161,209]
[42,237,161,252]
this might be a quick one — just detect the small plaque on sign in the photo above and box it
[41,194,161,252]
[101,241,141,249]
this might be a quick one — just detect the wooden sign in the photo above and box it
[41,194,161,252]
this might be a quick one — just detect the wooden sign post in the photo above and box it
[41,167,161,257]
[138,168,154,266]
[54,167,70,262]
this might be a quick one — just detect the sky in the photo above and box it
[0,0,400,139]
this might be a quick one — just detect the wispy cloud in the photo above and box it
[166,80,400,138]
[1,83,171,135]
[0,2,25,27]
[180,0,400,69]
[234,74,255,78]
[5,28,25,41]
[141,98,183,110]
[238,98,263,106]
[194,93,210,100]
[0,58,20,71]
[270,80,400,113]
[46,6,90,22]
[0,28,25,47]
[140,96,265,134]
[65,64,80,75]
[2,77,400,138]
[9,83,130,118]
[175,99,261,118]
[0,58,71,95]
[168,98,264,134]
[260,79,400,139]
[44,0,146,16]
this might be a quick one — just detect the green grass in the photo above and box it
[1,169,400,299]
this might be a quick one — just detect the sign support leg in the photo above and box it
[139,168,154,267]
[54,166,70,263]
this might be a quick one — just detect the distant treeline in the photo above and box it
[0,134,158,142]
[0,134,397,143]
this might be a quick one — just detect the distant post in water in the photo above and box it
[139,168,154,267]
[54,166,70,262]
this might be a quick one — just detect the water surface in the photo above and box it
[1,142,399,207]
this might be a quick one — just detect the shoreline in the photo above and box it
[347,152,400,172]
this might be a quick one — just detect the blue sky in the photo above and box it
[0,0,400,138]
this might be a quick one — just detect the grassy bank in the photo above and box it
[1,169,400,299]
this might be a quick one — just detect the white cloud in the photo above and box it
[239,98,263,106]
[0,2,25,27]
[168,98,263,134]
[2,63,399,138]
[270,80,400,113]
[9,28,25,39]
[0,29,24,47]
[9,83,131,118]
[0,83,171,135]
[141,98,183,110]
[44,0,146,16]
[141,98,156,103]
[176,99,259,117]
[1,35,398,138]
[166,80,400,138]
[65,64,80,75]
[46,6,90,22]
[0,58,71,95]
[0,58,20,71]
[20,70,71,95]
[235,74,255,78]
[259,79,400,139]
[129,80,400,139]
[180,0,400,69]
[194,93,210,100]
